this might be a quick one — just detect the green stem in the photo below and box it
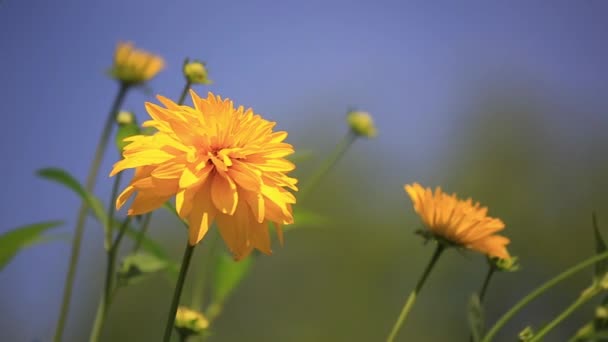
[54,83,129,342]
[191,231,220,310]
[132,213,152,253]
[177,80,192,105]
[479,266,496,303]
[89,216,132,342]
[104,172,122,250]
[481,250,608,342]
[299,131,357,200]
[469,265,496,342]
[164,242,196,342]
[529,289,600,342]
[387,244,445,342]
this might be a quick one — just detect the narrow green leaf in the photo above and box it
[117,252,169,286]
[0,221,64,270]
[212,252,253,304]
[468,294,484,342]
[37,168,108,228]
[287,149,313,163]
[593,213,607,280]
[120,221,179,278]
[285,208,326,231]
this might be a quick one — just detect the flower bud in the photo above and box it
[518,326,534,341]
[115,111,140,153]
[116,111,136,126]
[183,59,212,85]
[347,111,377,138]
[175,306,209,338]
[491,256,520,272]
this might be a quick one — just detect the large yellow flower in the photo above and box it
[111,91,297,260]
[405,183,510,259]
[109,42,164,85]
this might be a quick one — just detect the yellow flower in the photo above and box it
[175,306,209,336]
[110,42,164,85]
[347,111,377,138]
[111,91,297,260]
[405,183,510,259]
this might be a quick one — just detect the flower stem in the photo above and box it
[54,83,129,342]
[469,264,497,342]
[300,131,357,200]
[191,231,220,310]
[479,266,496,303]
[529,289,600,342]
[481,250,608,342]
[164,242,196,342]
[89,216,132,342]
[177,80,192,105]
[132,213,152,253]
[387,244,445,342]
[104,172,122,250]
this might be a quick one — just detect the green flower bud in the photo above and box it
[490,256,520,272]
[115,111,140,153]
[116,111,136,126]
[183,59,212,85]
[347,111,377,138]
[175,306,209,338]
[518,326,534,341]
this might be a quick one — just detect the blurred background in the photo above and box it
[1,0,608,341]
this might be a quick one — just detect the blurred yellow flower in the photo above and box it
[175,306,209,336]
[111,91,297,260]
[405,183,510,259]
[110,42,164,85]
[347,111,377,138]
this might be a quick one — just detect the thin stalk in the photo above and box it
[177,80,192,105]
[191,231,220,310]
[89,216,132,342]
[481,250,608,342]
[529,290,600,342]
[104,172,122,250]
[479,266,496,303]
[132,213,152,253]
[299,131,357,200]
[387,244,445,342]
[469,265,497,342]
[54,83,129,342]
[163,242,196,342]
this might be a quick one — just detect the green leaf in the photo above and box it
[286,208,326,230]
[593,213,607,280]
[212,252,253,304]
[287,149,313,163]
[0,221,64,270]
[468,294,484,342]
[120,221,179,279]
[117,252,169,286]
[37,168,108,229]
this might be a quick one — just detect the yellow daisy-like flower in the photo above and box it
[111,91,297,260]
[109,42,164,85]
[405,183,510,259]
